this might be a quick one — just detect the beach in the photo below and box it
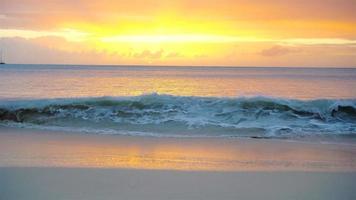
[0,65,356,199]
[1,126,356,199]
[1,126,356,171]
[2,168,356,200]
[1,0,356,198]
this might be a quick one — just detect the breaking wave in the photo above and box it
[0,94,355,138]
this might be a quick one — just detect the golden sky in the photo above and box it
[1,0,356,67]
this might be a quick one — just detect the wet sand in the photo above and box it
[0,126,356,199]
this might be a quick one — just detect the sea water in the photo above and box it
[0,64,355,138]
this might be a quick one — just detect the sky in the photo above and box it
[0,0,356,67]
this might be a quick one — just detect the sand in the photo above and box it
[1,167,356,200]
[0,126,356,200]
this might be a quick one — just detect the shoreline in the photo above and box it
[1,126,356,200]
[1,126,355,172]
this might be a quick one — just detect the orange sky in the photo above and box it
[0,0,356,67]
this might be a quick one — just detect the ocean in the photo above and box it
[0,64,355,139]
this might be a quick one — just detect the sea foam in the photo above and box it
[1,94,355,138]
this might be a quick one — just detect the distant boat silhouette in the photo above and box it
[0,50,5,64]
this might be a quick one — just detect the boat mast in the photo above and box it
[0,49,4,64]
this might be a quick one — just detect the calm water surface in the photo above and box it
[0,64,355,100]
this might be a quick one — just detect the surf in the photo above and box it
[0,94,355,138]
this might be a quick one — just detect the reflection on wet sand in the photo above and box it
[0,127,355,171]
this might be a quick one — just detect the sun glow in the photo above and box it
[1,0,356,66]
[100,34,245,43]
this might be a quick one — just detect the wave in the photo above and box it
[1,94,355,138]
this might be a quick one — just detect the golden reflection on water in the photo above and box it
[51,76,356,99]
[65,140,241,171]
[1,66,355,99]
[0,130,355,171]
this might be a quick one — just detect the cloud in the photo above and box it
[0,37,115,64]
[0,35,355,67]
[165,52,182,58]
[133,49,164,59]
[0,36,180,64]
[259,45,301,57]
[1,0,355,31]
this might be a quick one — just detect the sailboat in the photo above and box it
[0,50,5,64]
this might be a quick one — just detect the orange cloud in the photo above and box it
[1,0,356,67]
[134,49,164,59]
[260,46,301,57]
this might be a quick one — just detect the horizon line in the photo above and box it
[3,63,356,69]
